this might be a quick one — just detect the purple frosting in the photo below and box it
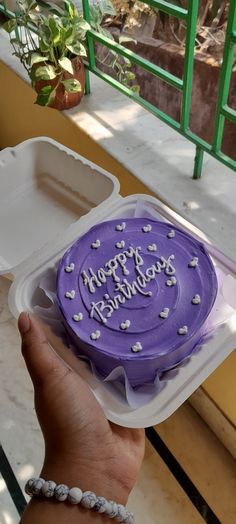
[57,218,217,386]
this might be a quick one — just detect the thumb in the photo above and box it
[18,312,68,388]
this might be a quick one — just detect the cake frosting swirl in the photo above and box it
[57,218,217,386]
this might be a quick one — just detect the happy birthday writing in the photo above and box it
[81,246,176,323]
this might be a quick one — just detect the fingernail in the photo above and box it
[18,312,31,336]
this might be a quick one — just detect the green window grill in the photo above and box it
[1,0,236,178]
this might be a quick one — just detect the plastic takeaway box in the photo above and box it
[0,137,236,428]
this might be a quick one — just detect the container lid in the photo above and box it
[0,137,120,276]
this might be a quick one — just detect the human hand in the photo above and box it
[18,312,145,505]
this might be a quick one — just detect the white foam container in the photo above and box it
[1,137,236,428]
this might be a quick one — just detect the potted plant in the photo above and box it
[4,0,90,109]
[4,0,139,109]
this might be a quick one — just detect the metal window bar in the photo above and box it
[0,1,236,178]
[212,0,236,154]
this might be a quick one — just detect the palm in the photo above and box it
[19,313,145,501]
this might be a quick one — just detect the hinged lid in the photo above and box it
[0,137,120,277]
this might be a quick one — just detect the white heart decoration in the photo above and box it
[90,330,101,340]
[116,240,125,249]
[91,239,101,249]
[188,257,198,268]
[65,263,75,273]
[116,222,126,231]
[167,229,175,239]
[73,313,83,321]
[166,277,177,287]
[142,224,152,233]
[159,308,170,319]
[148,243,157,252]
[131,341,142,353]
[65,290,75,299]
[192,294,201,305]
[178,325,188,335]
[120,320,131,330]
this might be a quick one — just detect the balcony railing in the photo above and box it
[1,0,236,178]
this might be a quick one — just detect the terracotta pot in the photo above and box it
[34,56,85,110]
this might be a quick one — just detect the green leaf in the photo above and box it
[62,78,81,93]
[64,0,77,18]
[89,5,102,26]
[28,12,41,23]
[39,38,50,53]
[3,19,17,34]
[64,26,74,43]
[30,53,49,66]
[48,17,61,45]
[43,1,65,16]
[130,85,140,95]
[35,85,55,107]
[97,27,114,40]
[58,57,73,74]
[66,43,87,57]
[99,0,116,16]
[125,71,136,81]
[76,19,90,32]
[119,35,136,44]
[35,64,57,80]
[123,57,132,67]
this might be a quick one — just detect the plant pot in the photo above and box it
[34,56,85,110]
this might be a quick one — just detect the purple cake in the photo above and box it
[57,218,217,386]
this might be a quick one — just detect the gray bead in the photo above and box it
[25,478,36,496]
[116,504,128,522]
[81,491,97,509]
[32,478,45,495]
[41,480,56,498]
[93,496,107,513]
[68,487,83,504]
[54,484,69,501]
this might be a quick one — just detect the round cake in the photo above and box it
[57,218,217,386]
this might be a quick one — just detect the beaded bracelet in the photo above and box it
[25,478,134,524]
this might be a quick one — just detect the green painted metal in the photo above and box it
[144,0,187,20]
[181,0,199,131]
[212,0,236,153]
[88,30,183,90]
[221,105,236,124]
[193,145,204,180]
[1,0,236,178]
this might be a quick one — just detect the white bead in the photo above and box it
[108,501,118,517]
[116,504,128,522]
[93,496,107,513]
[104,501,114,515]
[68,487,83,504]
[81,491,97,508]
[54,484,69,501]
[32,478,45,495]
[41,480,56,498]
[25,478,36,496]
